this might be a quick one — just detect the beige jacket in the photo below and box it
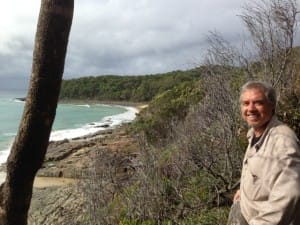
[240,116,300,225]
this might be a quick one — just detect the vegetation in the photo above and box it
[59,69,202,102]
[68,0,300,224]
[134,80,204,143]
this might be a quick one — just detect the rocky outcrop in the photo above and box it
[14,97,26,102]
[28,126,139,225]
[28,185,86,225]
[36,130,114,178]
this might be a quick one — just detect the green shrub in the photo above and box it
[134,81,204,143]
[179,207,229,225]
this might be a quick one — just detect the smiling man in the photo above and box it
[228,81,300,225]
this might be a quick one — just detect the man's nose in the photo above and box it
[248,102,256,110]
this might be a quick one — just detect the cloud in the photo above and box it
[0,0,249,85]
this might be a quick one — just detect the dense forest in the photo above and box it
[59,69,202,102]
[59,0,300,224]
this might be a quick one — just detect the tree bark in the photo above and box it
[0,0,73,224]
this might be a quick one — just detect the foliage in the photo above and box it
[119,207,229,225]
[240,0,299,90]
[174,73,247,206]
[59,69,202,102]
[133,80,204,143]
[178,207,229,225]
[119,219,156,225]
[79,130,233,225]
[76,1,300,225]
[275,47,300,137]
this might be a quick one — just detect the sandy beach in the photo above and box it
[33,176,75,188]
[0,171,75,188]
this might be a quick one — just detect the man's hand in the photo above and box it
[233,189,241,203]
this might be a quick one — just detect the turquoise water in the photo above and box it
[0,90,137,163]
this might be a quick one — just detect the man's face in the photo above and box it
[240,88,274,135]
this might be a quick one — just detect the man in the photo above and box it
[228,81,300,225]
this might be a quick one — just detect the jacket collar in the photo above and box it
[246,115,280,151]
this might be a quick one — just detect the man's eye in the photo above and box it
[255,101,264,106]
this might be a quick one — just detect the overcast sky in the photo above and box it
[0,0,251,89]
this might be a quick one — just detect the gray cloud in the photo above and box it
[1,0,250,87]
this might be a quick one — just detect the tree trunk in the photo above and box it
[0,0,73,224]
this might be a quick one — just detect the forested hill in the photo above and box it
[59,68,202,102]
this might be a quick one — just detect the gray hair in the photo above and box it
[240,81,277,108]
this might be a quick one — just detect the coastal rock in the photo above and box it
[28,185,86,225]
[14,97,26,102]
[29,126,139,224]
[37,129,114,178]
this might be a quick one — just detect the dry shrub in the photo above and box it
[174,74,246,206]
[120,134,191,224]
[78,146,134,225]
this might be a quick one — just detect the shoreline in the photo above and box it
[0,124,135,187]
[49,103,139,141]
[23,105,141,224]
[34,123,138,187]
[0,101,146,187]
[58,99,148,114]
[58,99,147,108]
[0,100,144,155]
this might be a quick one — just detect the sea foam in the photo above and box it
[50,105,138,141]
[0,105,138,164]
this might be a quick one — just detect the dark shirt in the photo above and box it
[250,135,261,147]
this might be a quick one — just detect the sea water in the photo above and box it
[0,90,138,164]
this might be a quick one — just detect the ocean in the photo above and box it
[0,90,138,165]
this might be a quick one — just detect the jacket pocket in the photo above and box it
[243,156,269,201]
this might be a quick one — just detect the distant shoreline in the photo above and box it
[0,101,143,186]
[11,95,148,109]
[0,100,146,167]
[58,99,149,114]
[58,99,147,107]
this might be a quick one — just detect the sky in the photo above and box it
[0,0,251,89]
